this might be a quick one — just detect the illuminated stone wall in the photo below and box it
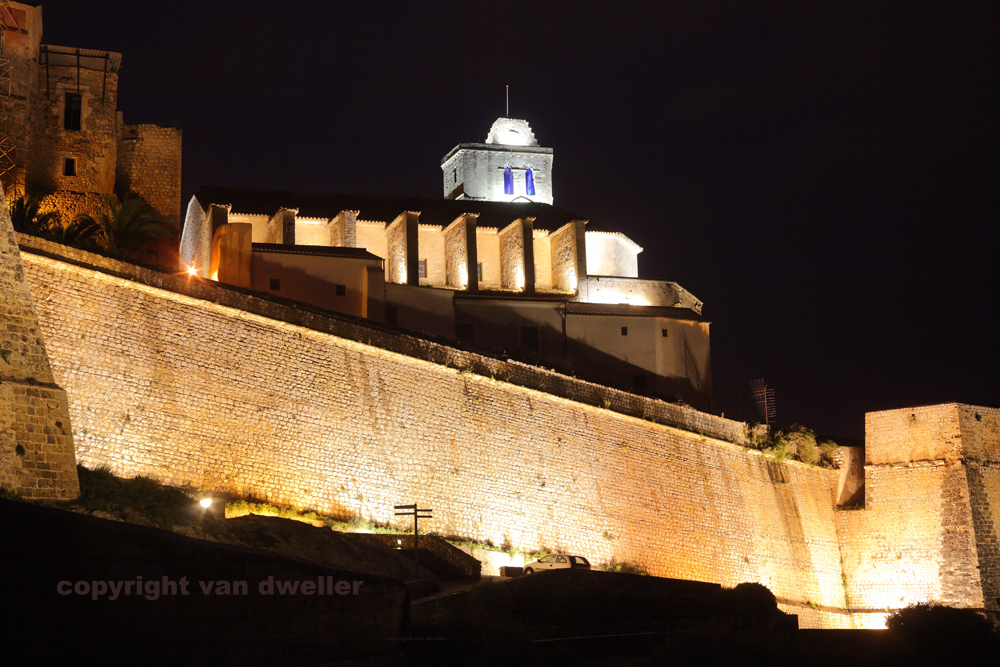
[18,237,852,625]
[17,237,998,628]
[835,404,999,628]
[0,203,78,499]
[115,118,183,227]
[27,50,120,196]
[958,405,1000,614]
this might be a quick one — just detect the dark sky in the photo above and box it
[42,1,998,439]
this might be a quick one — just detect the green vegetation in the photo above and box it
[73,192,172,258]
[599,559,648,575]
[9,192,171,262]
[68,464,193,529]
[0,486,24,501]
[226,498,319,523]
[745,423,838,468]
[887,603,998,640]
[8,195,63,237]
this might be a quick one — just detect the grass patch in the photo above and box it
[69,465,193,530]
[225,498,319,524]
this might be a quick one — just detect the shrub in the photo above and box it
[600,559,648,575]
[887,603,997,645]
[726,582,779,617]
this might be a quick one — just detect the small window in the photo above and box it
[621,326,628,336]
[525,167,535,195]
[477,262,483,282]
[503,166,513,195]
[418,259,427,279]
[452,169,457,183]
[269,278,280,291]
[335,284,346,296]
[385,304,398,327]
[633,374,648,391]
[63,158,76,176]
[662,328,668,337]
[64,93,82,131]
[520,325,540,352]
[456,322,475,342]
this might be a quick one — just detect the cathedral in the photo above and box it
[181,118,713,408]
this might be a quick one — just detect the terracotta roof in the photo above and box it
[196,185,614,233]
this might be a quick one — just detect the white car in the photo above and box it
[523,553,591,574]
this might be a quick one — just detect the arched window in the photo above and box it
[525,168,535,196]
[503,166,513,195]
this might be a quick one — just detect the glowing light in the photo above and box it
[199,498,212,508]
[187,266,198,276]
[516,266,525,290]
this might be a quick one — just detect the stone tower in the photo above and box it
[0,191,79,499]
[440,118,554,205]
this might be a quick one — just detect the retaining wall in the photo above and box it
[18,236,850,625]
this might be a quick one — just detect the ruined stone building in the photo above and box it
[182,118,713,408]
[0,3,181,225]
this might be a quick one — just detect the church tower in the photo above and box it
[440,118,553,205]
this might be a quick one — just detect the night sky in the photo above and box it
[43,2,998,440]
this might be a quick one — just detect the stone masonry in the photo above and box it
[115,115,182,227]
[18,234,847,626]
[0,197,78,498]
[12,233,1000,627]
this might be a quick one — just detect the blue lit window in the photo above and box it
[503,166,513,195]
[525,168,535,195]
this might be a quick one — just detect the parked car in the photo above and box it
[523,554,591,574]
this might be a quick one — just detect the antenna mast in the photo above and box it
[506,84,508,117]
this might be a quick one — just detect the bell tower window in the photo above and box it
[525,168,535,196]
[503,166,513,195]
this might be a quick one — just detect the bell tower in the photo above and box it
[441,118,553,205]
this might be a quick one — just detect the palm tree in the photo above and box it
[47,215,102,247]
[74,192,172,258]
[8,194,62,237]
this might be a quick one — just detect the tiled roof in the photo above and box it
[196,185,615,233]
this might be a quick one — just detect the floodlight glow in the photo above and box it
[187,266,198,276]
[199,498,212,508]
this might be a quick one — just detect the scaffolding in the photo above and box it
[0,0,24,198]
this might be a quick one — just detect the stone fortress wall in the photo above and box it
[0,206,78,499]
[14,234,1000,628]
[115,115,182,227]
[836,404,1000,621]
